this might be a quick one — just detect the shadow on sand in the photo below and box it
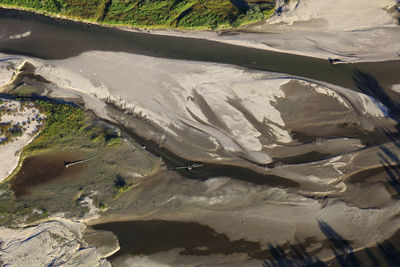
[353,70,400,119]
[356,69,400,196]
[264,220,400,266]
[264,71,400,266]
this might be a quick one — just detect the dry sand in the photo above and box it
[127,0,400,62]
[0,99,43,182]
[0,217,117,267]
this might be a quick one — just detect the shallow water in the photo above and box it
[93,220,266,260]
[10,151,84,197]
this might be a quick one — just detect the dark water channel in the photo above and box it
[10,151,84,197]
[92,220,269,261]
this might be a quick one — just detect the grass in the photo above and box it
[24,100,121,153]
[0,0,275,30]
[0,0,104,20]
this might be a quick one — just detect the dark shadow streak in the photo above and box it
[378,145,400,197]
[229,0,249,11]
[263,221,366,266]
[318,220,361,267]
[263,241,325,267]
[356,68,400,196]
[353,70,400,119]
[378,242,400,266]
[357,67,400,266]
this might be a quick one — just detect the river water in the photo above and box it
[1,7,400,91]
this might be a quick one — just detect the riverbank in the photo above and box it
[0,1,273,30]
[1,0,399,63]
[3,9,400,93]
[140,0,400,62]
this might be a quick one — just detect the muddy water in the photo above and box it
[91,220,322,264]
[1,8,400,91]
[92,220,267,260]
[94,219,399,265]
[10,151,84,197]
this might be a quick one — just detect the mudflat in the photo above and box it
[10,151,85,197]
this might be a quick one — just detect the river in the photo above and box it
[1,7,400,91]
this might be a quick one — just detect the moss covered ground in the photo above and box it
[24,100,121,153]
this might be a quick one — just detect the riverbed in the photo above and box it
[1,6,400,267]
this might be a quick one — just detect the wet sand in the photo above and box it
[114,115,300,188]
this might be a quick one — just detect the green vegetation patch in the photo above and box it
[113,174,133,199]
[25,100,120,152]
[0,0,104,19]
[0,0,275,29]
[104,0,242,29]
